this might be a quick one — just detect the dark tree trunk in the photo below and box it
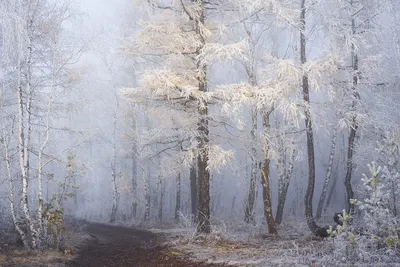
[197,95,210,233]
[261,109,278,235]
[144,171,150,222]
[300,0,328,237]
[345,126,357,214]
[197,143,210,233]
[175,172,181,222]
[194,0,211,235]
[158,175,164,224]
[345,3,360,215]
[190,162,198,221]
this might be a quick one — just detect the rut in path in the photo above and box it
[68,222,226,267]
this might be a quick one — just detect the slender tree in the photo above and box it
[316,127,338,219]
[261,108,278,234]
[300,0,329,237]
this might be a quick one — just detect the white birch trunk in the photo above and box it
[1,120,29,248]
[245,105,258,223]
[36,32,57,241]
[316,127,338,219]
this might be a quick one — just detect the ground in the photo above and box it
[68,222,227,267]
[0,220,227,267]
[154,221,328,267]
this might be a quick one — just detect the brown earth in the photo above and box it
[0,221,228,267]
[68,222,228,267]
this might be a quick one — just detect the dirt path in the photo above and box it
[68,223,226,267]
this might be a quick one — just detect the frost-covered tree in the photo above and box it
[323,0,385,215]
[324,161,400,266]
[0,0,83,249]
[122,0,243,234]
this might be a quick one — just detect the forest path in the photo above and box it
[68,222,226,267]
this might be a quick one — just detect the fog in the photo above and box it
[1,1,400,262]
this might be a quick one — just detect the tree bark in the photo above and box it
[190,160,198,221]
[2,126,29,248]
[245,105,258,224]
[244,27,259,224]
[316,127,338,219]
[197,100,211,234]
[175,172,181,222]
[110,162,118,223]
[17,18,37,248]
[110,108,118,223]
[261,109,278,235]
[144,170,150,222]
[345,0,360,215]
[300,0,328,237]
[131,117,138,219]
[275,148,295,225]
[158,175,164,224]
[192,0,211,234]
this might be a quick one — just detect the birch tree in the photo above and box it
[0,0,83,249]
[324,0,384,215]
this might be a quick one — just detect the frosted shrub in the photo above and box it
[322,162,400,266]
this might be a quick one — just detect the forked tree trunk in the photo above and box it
[261,109,278,235]
[300,0,328,237]
[316,127,338,219]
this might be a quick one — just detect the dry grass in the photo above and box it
[158,219,330,267]
[0,245,75,267]
[0,220,90,267]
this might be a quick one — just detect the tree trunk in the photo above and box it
[275,148,296,225]
[325,167,337,213]
[197,104,210,234]
[300,0,328,237]
[110,110,118,223]
[345,2,360,215]
[316,127,338,219]
[175,172,181,222]
[144,170,150,222]
[261,109,278,235]
[17,26,36,248]
[2,127,29,248]
[190,160,198,221]
[158,175,164,224]
[110,163,118,223]
[245,105,258,224]
[194,0,211,235]
[131,118,138,219]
